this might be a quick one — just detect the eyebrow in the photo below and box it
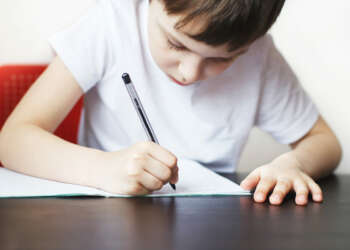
[158,22,248,60]
[158,22,189,49]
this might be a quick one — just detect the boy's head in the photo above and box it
[148,0,285,86]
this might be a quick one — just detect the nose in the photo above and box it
[178,55,203,84]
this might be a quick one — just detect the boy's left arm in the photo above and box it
[240,116,342,206]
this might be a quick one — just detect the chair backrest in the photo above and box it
[0,65,83,166]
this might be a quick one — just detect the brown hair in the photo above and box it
[159,0,285,51]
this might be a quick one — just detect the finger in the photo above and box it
[170,165,179,184]
[139,171,165,191]
[240,168,261,191]
[269,178,292,205]
[254,177,276,203]
[142,155,173,183]
[293,178,309,206]
[137,141,177,168]
[125,182,150,196]
[303,175,323,202]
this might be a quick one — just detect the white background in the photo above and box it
[0,0,349,173]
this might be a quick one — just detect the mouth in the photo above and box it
[168,75,187,86]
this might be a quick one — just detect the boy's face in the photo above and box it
[148,0,249,86]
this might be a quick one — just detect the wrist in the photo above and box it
[83,148,107,189]
[272,152,305,172]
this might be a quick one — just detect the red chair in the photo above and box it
[0,65,83,166]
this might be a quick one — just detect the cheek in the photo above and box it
[158,49,177,68]
[204,62,233,78]
[148,36,177,70]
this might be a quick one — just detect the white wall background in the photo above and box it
[0,0,349,173]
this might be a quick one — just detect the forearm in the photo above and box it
[286,132,342,180]
[0,124,103,188]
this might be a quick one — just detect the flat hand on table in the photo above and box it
[240,154,323,206]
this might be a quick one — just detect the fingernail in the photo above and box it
[255,192,264,201]
[271,195,280,203]
[297,196,307,205]
[314,194,322,201]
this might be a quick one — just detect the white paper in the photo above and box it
[0,159,250,198]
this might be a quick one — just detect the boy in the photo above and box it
[0,0,342,205]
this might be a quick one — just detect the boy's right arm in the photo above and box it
[0,56,178,195]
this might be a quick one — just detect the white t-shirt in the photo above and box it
[48,0,319,173]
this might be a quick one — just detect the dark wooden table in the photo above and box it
[0,173,349,250]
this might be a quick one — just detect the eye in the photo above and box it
[209,57,235,63]
[166,39,186,51]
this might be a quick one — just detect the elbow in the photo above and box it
[329,134,343,174]
[0,126,10,167]
[0,123,18,167]
[334,137,343,171]
[0,129,7,166]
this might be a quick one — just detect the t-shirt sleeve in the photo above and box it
[255,36,319,144]
[48,1,109,92]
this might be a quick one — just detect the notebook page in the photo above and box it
[0,159,250,198]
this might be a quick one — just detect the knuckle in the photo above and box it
[296,188,309,195]
[314,185,322,193]
[133,142,144,150]
[168,155,177,167]
[126,183,143,195]
[277,178,292,188]
[313,182,321,188]
[153,179,163,190]
[310,182,322,191]
[273,190,284,196]
[247,170,259,179]
[293,179,308,190]
[162,168,172,181]
[130,153,146,165]
[260,177,276,187]
[135,141,151,152]
[127,163,143,177]
[253,166,263,173]
[256,185,268,193]
[261,175,275,183]
[145,140,156,148]
[273,188,287,196]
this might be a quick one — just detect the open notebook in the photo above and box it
[0,159,250,198]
